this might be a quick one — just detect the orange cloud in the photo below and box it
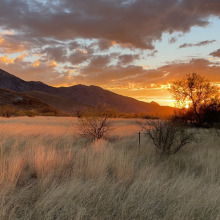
[0,55,14,64]
[0,37,4,44]
[67,70,73,79]
[0,37,27,53]
[33,59,40,67]
[49,60,58,67]
[76,49,88,54]
[0,52,28,65]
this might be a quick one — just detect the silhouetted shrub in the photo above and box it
[141,120,196,155]
[172,102,220,127]
[200,102,220,127]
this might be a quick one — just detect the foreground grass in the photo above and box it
[0,117,220,220]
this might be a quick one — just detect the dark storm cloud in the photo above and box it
[1,0,220,49]
[179,40,216,48]
[210,48,220,57]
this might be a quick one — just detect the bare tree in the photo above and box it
[141,120,196,155]
[76,106,114,141]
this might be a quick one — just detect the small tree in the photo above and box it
[141,120,196,155]
[169,73,219,126]
[76,106,114,141]
[0,105,16,118]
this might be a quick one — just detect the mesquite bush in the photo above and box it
[141,120,196,155]
[76,106,114,142]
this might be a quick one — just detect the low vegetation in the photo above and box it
[0,73,219,219]
[0,105,16,117]
[213,123,220,137]
[0,117,220,220]
[76,107,114,141]
[0,105,59,117]
[140,120,196,155]
[0,88,60,117]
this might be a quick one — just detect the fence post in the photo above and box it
[138,132,141,149]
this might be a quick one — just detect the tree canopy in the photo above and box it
[169,73,219,126]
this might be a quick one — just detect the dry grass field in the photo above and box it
[0,117,220,220]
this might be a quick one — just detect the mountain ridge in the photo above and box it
[0,88,59,116]
[0,68,175,115]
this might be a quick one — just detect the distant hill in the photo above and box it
[0,88,59,116]
[0,69,58,93]
[0,68,175,116]
[23,91,85,113]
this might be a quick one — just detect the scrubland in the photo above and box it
[0,117,220,220]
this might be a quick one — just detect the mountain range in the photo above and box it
[0,68,175,116]
[0,88,58,116]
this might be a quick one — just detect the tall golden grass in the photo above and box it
[0,117,220,219]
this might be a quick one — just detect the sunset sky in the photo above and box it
[0,0,220,106]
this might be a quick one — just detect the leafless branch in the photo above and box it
[141,120,196,155]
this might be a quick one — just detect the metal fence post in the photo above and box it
[138,132,141,149]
